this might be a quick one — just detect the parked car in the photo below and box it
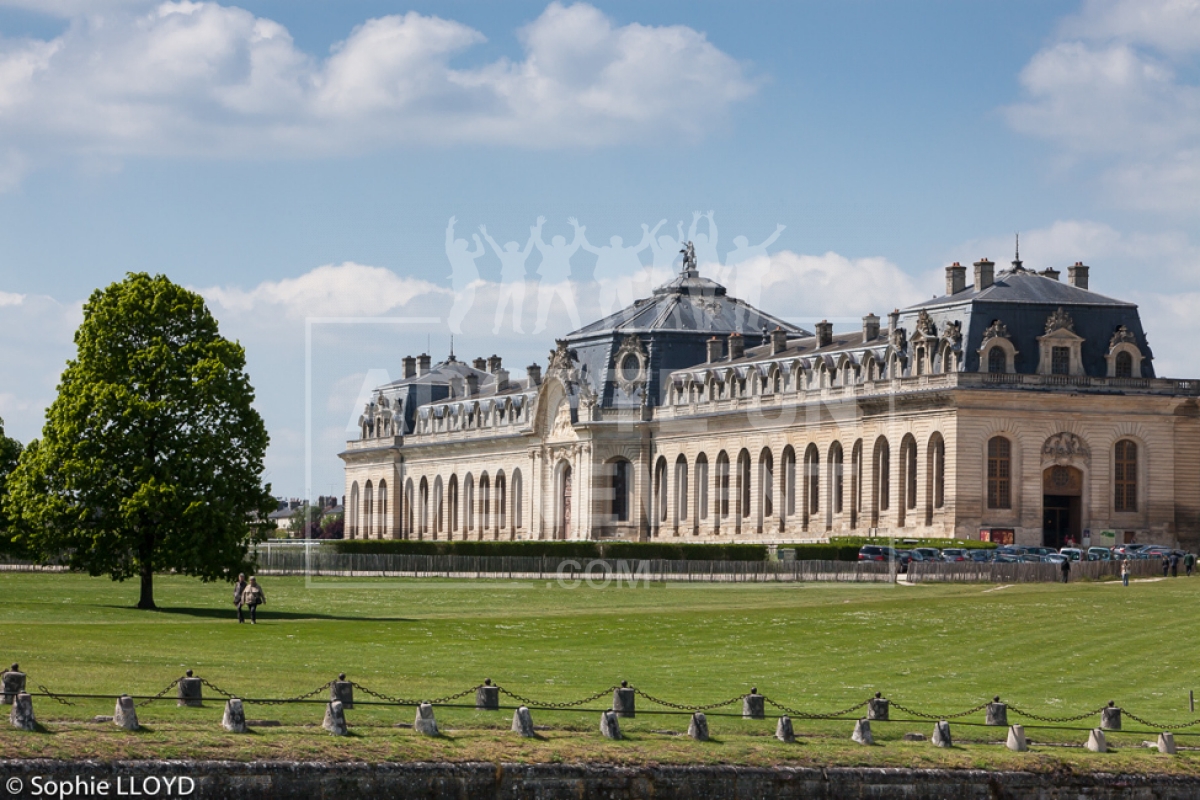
[996,545,1026,557]
[1044,553,1069,564]
[994,553,1022,563]
[912,547,942,561]
[1024,546,1056,557]
[1022,554,1045,563]
[968,549,995,562]
[1087,547,1112,561]
[858,545,898,562]
[1060,547,1084,561]
[941,548,968,562]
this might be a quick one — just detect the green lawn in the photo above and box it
[2,571,1200,771]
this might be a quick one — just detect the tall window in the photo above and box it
[905,440,918,510]
[496,473,507,534]
[987,346,1005,374]
[804,444,820,520]
[655,458,668,524]
[759,449,773,520]
[716,451,730,519]
[987,437,1012,509]
[1051,346,1070,376]
[830,443,844,515]
[783,446,797,518]
[931,435,945,509]
[612,460,631,522]
[675,456,689,523]
[875,439,890,513]
[738,450,752,520]
[696,455,709,521]
[512,470,523,530]
[448,475,459,535]
[916,347,926,376]
[1115,440,1138,512]
[1115,351,1133,379]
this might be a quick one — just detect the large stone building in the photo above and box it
[340,252,1200,549]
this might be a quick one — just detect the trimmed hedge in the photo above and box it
[330,539,769,561]
[828,536,997,551]
[780,545,862,562]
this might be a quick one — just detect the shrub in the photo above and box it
[330,540,768,561]
[779,545,862,562]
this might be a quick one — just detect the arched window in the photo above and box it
[1115,351,1133,379]
[363,481,374,538]
[927,433,945,526]
[432,477,443,539]
[496,471,507,537]
[464,474,475,532]
[448,475,459,537]
[675,455,689,523]
[987,437,1012,509]
[418,477,429,537]
[759,448,774,525]
[851,439,863,529]
[655,457,668,526]
[378,480,388,539]
[873,437,890,519]
[479,474,491,535]
[716,451,730,520]
[404,479,413,538]
[829,442,844,515]
[1115,440,1138,512]
[696,455,709,521]
[903,436,918,511]
[512,469,523,531]
[349,482,359,539]
[987,346,1006,374]
[803,444,820,527]
[611,460,631,523]
[916,346,926,376]
[737,450,752,521]
[782,446,797,520]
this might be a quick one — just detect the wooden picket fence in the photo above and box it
[906,556,1165,583]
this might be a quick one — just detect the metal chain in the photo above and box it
[498,685,618,709]
[1007,704,1109,724]
[35,684,77,706]
[890,699,990,720]
[762,696,871,720]
[429,685,484,705]
[349,682,424,706]
[135,678,181,707]
[1122,710,1200,731]
[251,680,335,707]
[196,677,236,699]
[634,688,744,712]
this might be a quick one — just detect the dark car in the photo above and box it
[940,548,968,562]
[968,549,995,562]
[858,545,898,562]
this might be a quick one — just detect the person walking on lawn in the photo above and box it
[1171,552,1181,577]
[1061,558,1070,584]
[1186,552,1196,577]
[1121,558,1130,587]
[242,576,266,624]
[233,573,247,623]
[1163,554,1171,577]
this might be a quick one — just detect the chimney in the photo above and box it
[863,313,880,342]
[526,364,542,386]
[706,336,724,363]
[417,353,431,375]
[727,332,745,360]
[770,327,788,355]
[974,258,995,291]
[1041,267,1060,281]
[472,357,486,371]
[465,373,479,396]
[945,262,967,295]
[494,368,509,392]
[402,355,416,379]
[888,309,900,336]
[1068,262,1089,290]
[815,320,833,348]
[487,354,502,373]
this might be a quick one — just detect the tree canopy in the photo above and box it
[0,416,23,551]
[5,273,274,608]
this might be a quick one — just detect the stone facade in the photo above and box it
[341,256,1200,550]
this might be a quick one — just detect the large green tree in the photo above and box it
[5,273,274,608]
[0,416,22,551]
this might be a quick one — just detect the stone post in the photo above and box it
[688,712,709,741]
[330,673,354,710]
[775,715,795,743]
[322,701,347,736]
[476,679,499,711]
[852,718,873,745]
[511,706,535,737]
[222,699,247,733]
[1006,725,1027,752]
[177,670,202,708]
[600,709,622,740]
[613,682,635,718]
[742,688,765,720]
[932,720,952,748]
[114,695,139,731]
[986,697,1008,726]
[414,702,439,736]
[1086,728,1107,753]
[1,664,26,705]
[1101,702,1121,731]
[9,692,35,731]
[867,692,889,721]
[1158,732,1177,755]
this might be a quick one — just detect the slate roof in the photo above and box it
[910,267,1133,310]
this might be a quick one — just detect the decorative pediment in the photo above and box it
[1042,432,1090,463]
[981,319,1011,344]
[1045,307,1075,335]
[1110,325,1136,349]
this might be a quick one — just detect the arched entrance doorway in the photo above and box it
[1042,465,1083,548]
[557,462,573,540]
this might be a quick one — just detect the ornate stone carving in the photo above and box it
[1042,432,1090,462]
[890,326,907,351]
[981,319,1011,343]
[915,310,937,337]
[547,339,575,373]
[1045,307,1075,335]
[941,319,963,345]
[1110,325,1136,349]
[614,334,648,394]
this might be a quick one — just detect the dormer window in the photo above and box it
[1036,308,1085,377]
[1105,325,1144,379]
[1051,346,1070,376]
[1115,351,1133,378]
[988,346,1005,374]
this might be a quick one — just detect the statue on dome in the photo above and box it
[679,240,697,274]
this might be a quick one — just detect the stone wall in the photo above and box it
[5,761,1200,800]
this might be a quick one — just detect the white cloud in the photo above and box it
[1006,0,1200,213]
[0,1,756,175]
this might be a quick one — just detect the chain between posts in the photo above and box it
[196,677,236,699]
[498,685,618,710]
[135,678,181,707]
[889,699,990,720]
[1007,704,1109,724]
[35,684,77,706]
[249,680,336,707]
[634,688,744,712]
[762,696,871,720]
[1122,710,1200,731]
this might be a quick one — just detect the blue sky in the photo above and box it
[0,0,1196,499]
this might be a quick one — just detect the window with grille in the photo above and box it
[987,436,1011,509]
[1115,440,1137,512]
[987,346,1005,374]
[1115,351,1133,379]
[1051,346,1070,375]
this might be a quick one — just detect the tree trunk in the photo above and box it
[137,529,156,610]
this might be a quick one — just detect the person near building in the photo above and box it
[1121,558,1130,587]
[233,573,247,623]
[1061,558,1071,584]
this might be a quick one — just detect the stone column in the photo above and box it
[414,703,438,736]
[177,671,202,707]
[330,674,354,709]
[688,712,709,741]
[9,692,35,731]
[743,689,765,720]
[222,699,247,733]
[476,680,499,711]
[932,720,952,747]
[1,664,26,705]
[600,710,622,739]
[852,718,873,745]
[1006,725,1027,752]
[323,701,347,735]
[986,697,1008,727]
[776,715,795,743]
[511,706,535,737]
[1101,702,1121,731]
[613,683,635,718]
[114,695,139,731]
[867,693,889,721]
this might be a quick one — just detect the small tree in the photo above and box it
[6,273,275,609]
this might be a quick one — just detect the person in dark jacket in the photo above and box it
[1186,553,1196,577]
[1061,558,1070,584]
[233,573,247,623]
[1163,554,1171,577]
[242,576,265,624]
[1170,553,1180,577]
